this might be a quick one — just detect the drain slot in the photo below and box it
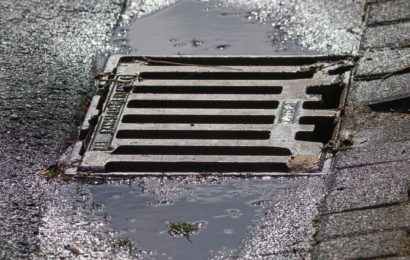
[112,146,292,155]
[106,161,289,173]
[133,86,283,94]
[122,114,275,124]
[127,100,279,109]
[139,71,314,80]
[116,130,270,140]
[303,84,344,109]
[295,117,336,143]
[130,57,327,66]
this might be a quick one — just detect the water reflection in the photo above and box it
[112,0,314,55]
[90,177,289,260]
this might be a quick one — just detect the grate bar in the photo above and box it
[122,108,277,116]
[103,154,290,163]
[116,123,315,132]
[75,55,352,175]
[300,109,337,118]
[111,138,322,152]
[131,78,338,87]
[123,64,308,73]
[112,139,273,147]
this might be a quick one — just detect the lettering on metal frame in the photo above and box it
[99,77,132,134]
[90,76,133,151]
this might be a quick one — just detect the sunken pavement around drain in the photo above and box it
[0,0,410,259]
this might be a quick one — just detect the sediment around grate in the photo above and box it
[70,55,352,176]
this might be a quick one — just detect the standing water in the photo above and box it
[91,0,318,258]
[112,0,316,55]
[90,177,290,259]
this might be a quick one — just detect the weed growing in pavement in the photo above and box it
[42,164,71,181]
[168,221,199,242]
[112,238,134,255]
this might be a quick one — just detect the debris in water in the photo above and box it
[216,44,230,50]
[191,39,204,47]
[287,154,319,173]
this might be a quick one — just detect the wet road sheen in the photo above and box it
[0,0,364,258]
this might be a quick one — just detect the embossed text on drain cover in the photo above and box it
[74,55,352,175]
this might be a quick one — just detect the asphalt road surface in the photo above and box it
[0,0,365,258]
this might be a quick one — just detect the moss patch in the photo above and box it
[42,165,71,181]
[112,238,134,255]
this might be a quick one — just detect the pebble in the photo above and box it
[65,244,85,255]
[340,130,354,145]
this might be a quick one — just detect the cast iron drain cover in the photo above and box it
[68,55,352,176]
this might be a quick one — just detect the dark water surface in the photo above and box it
[112,0,316,55]
[90,177,288,259]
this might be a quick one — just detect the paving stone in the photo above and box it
[318,204,410,240]
[325,160,409,214]
[363,22,410,49]
[355,48,410,79]
[314,231,406,259]
[367,0,410,26]
[351,74,410,105]
[333,160,410,187]
[335,140,410,169]
[323,181,407,214]
[352,121,410,145]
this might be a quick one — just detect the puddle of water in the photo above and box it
[113,0,316,55]
[91,1,315,258]
[90,177,289,259]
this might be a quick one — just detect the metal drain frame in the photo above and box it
[66,55,353,177]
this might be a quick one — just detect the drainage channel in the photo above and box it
[66,55,352,176]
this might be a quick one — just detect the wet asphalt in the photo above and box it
[0,0,365,258]
[0,0,124,257]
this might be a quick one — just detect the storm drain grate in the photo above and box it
[72,55,352,176]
